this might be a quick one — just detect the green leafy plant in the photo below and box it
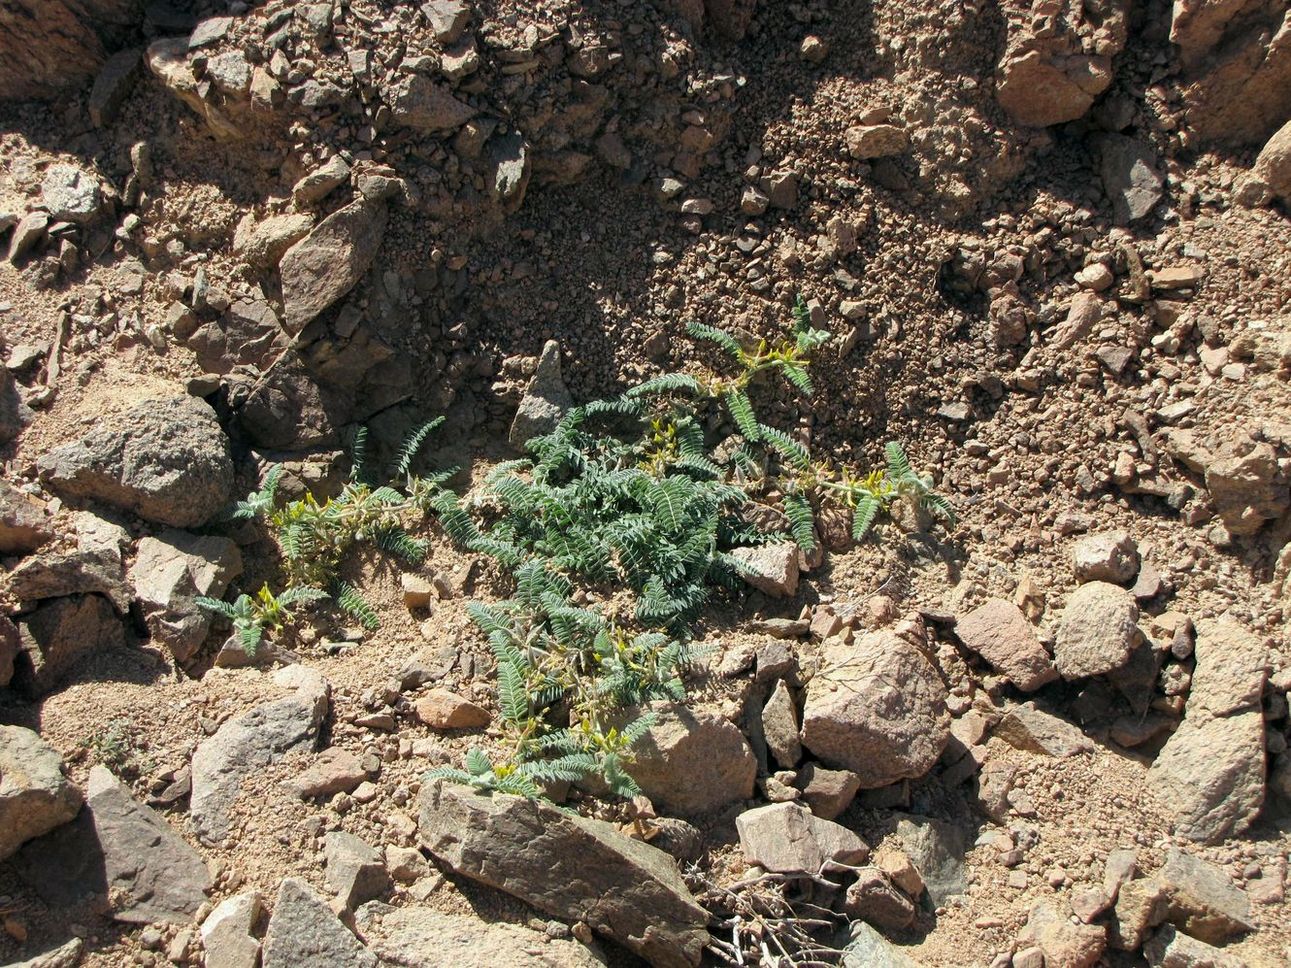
[196,583,330,657]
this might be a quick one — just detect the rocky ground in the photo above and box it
[2,0,1291,966]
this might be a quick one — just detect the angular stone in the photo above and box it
[874,845,924,898]
[419,781,709,967]
[200,892,263,968]
[845,124,908,159]
[1071,530,1140,585]
[421,0,471,43]
[15,593,126,697]
[1253,118,1291,201]
[191,668,330,844]
[1157,850,1253,944]
[735,802,868,874]
[1111,877,1169,950]
[729,541,800,598]
[1099,135,1163,225]
[324,831,390,910]
[262,878,377,968]
[793,762,861,820]
[0,616,17,687]
[4,938,84,968]
[0,726,83,861]
[293,155,351,205]
[187,299,291,375]
[383,75,476,133]
[1204,441,1287,536]
[1019,900,1107,968]
[509,340,572,447]
[0,486,49,556]
[37,396,234,528]
[5,544,130,612]
[1143,923,1247,968]
[413,689,489,729]
[627,702,756,816]
[233,213,314,268]
[384,846,430,885]
[954,598,1057,691]
[41,164,102,224]
[993,703,1094,758]
[279,198,388,334]
[761,679,801,768]
[130,530,243,662]
[843,867,916,931]
[840,921,920,968]
[286,748,367,798]
[893,814,967,906]
[1054,581,1140,680]
[89,47,143,127]
[800,630,949,788]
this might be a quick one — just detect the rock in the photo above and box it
[1253,118,1291,201]
[0,0,142,101]
[1204,441,1287,536]
[892,814,966,906]
[729,541,800,597]
[293,155,352,205]
[324,831,390,910]
[1147,620,1268,844]
[5,542,130,611]
[1143,924,1247,968]
[190,668,331,844]
[840,921,920,967]
[1053,581,1140,680]
[761,679,802,768]
[0,726,83,861]
[760,170,799,209]
[735,802,868,874]
[233,213,314,268]
[843,867,916,931]
[355,904,608,967]
[0,481,52,554]
[41,164,103,223]
[487,130,531,210]
[261,878,377,968]
[419,781,709,967]
[0,616,17,687]
[1099,135,1163,225]
[800,629,950,788]
[185,298,290,375]
[793,763,861,820]
[14,593,126,697]
[627,701,756,816]
[384,846,430,884]
[422,0,471,43]
[845,124,909,159]
[994,0,1129,126]
[384,75,476,133]
[1111,877,1170,950]
[37,396,233,528]
[1019,900,1107,968]
[279,198,388,334]
[1052,291,1105,349]
[509,340,573,447]
[6,210,48,263]
[413,689,489,729]
[129,530,242,663]
[286,747,368,798]
[200,892,263,968]
[89,46,143,127]
[954,598,1058,691]
[874,845,924,898]
[1071,531,1139,585]
[994,703,1095,758]
[1157,850,1254,944]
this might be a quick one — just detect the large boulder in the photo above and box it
[1053,581,1140,680]
[0,0,142,101]
[800,629,950,787]
[14,593,127,697]
[190,668,331,844]
[37,396,234,528]
[419,781,710,967]
[1147,619,1268,844]
[626,702,757,816]
[129,530,243,662]
[0,726,83,861]
[279,197,388,334]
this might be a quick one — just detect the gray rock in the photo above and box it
[0,726,83,861]
[954,598,1058,691]
[1099,135,1163,225]
[129,530,242,663]
[324,831,390,910]
[843,867,916,931]
[1157,849,1253,944]
[262,878,377,968]
[735,802,868,874]
[761,679,801,768]
[800,629,950,788]
[729,541,800,598]
[626,701,756,816]
[0,480,53,554]
[355,903,608,967]
[1147,619,1268,844]
[422,0,471,43]
[1053,581,1140,679]
[994,702,1095,758]
[893,814,967,906]
[292,155,351,205]
[0,365,33,440]
[233,213,314,268]
[188,16,232,49]
[89,47,143,127]
[1143,923,1247,968]
[200,892,263,968]
[1072,530,1140,585]
[0,615,17,687]
[190,667,331,844]
[419,781,709,967]
[4,939,84,968]
[185,298,290,375]
[15,593,126,697]
[41,164,102,224]
[840,921,920,968]
[509,340,573,447]
[279,198,388,334]
[6,210,49,263]
[384,75,476,132]
[6,544,131,611]
[37,396,234,528]
[487,130,531,209]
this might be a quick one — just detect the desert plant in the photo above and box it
[196,583,330,656]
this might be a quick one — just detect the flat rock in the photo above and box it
[509,340,572,447]
[1099,135,1163,224]
[15,593,126,697]
[0,481,52,554]
[994,703,1095,758]
[954,598,1057,691]
[1053,581,1140,680]
[419,781,709,967]
[1157,849,1253,944]
[191,668,331,844]
[1072,530,1140,585]
[845,124,908,159]
[1143,923,1247,968]
[293,155,351,205]
[627,701,756,816]
[5,544,130,612]
[729,541,800,598]
[735,802,868,874]
[130,530,243,662]
[383,75,476,132]
[287,747,368,798]
[279,197,388,334]
[0,726,83,861]
[37,396,233,528]
[262,878,377,968]
[1019,900,1107,968]
[413,689,490,729]
[355,903,608,966]
[233,212,314,268]
[800,629,950,788]
[4,939,84,968]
